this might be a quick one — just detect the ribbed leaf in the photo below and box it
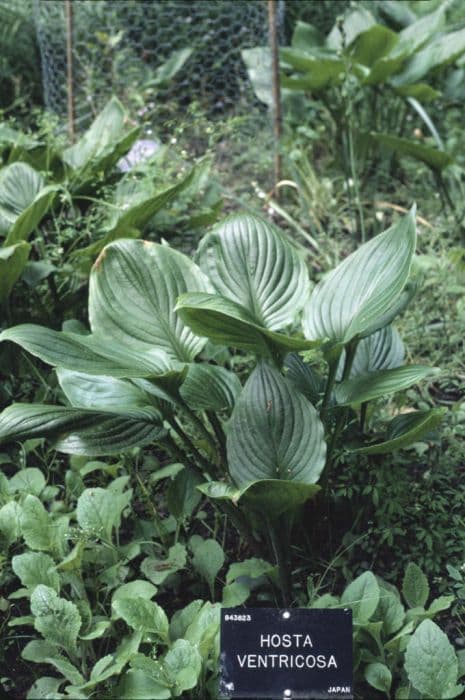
[338,325,404,380]
[349,25,398,67]
[327,6,376,51]
[394,5,446,57]
[302,210,416,345]
[198,479,320,518]
[63,97,134,171]
[371,133,452,171]
[284,353,323,404]
[179,364,241,411]
[227,362,326,487]
[89,239,210,362]
[355,408,445,454]
[0,162,58,244]
[196,214,310,330]
[80,169,196,260]
[0,162,44,234]
[57,369,158,410]
[176,293,319,357]
[392,26,465,87]
[0,242,30,304]
[0,324,178,378]
[0,404,165,456]
[280,50,345,91]
[335,365,438,406]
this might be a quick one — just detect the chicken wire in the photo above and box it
[33,0,281,133]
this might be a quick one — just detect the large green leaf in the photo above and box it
[327,6,376,51]
[197,214,309,330]
[371,133,453,171]
[80,168,197,260]
[197,479,320,516]
[145,47,193,87]
[89,239,210,362]
[354,408,445,454]
[63,96,139,174]
[179,363,241,411]
[241,47,272,106]
[30,585,82,656]
[335,365,438,406]
[0,324,178,378]
[57,369,157,410]
[279,50,345,91]
[405,620,463,699]
[284,353,323,405]
[227,362,326,488]
[302,210,416,346]
[392,26,465,87]
[0,162,43,234]
[338,325,404,380]
[394,5,446,58]
[291,21,325,51]
[0,404,165,456]
[349,25,399,67]
[176,293,319,358]
[0,162,58,244]
[0,242,30,304]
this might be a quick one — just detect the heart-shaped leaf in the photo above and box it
[335,365,439,406]
[354,408,445,454]
[0,404,165,456]
[227,362,326,487]
[179,364,241,411]
[303,210,416,346]
[0,162,58,244]
[176,292,319,358]
[90,239,211,362]
[196,214,310,330]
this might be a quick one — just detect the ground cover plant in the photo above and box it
[3,1,465,698]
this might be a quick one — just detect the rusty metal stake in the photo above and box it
[268,0,282,197]
[65,0,75,142]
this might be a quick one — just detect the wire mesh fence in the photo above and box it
[33,0,278,133]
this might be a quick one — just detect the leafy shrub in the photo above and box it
[0,207,444,611]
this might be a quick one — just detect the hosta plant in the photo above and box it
[0,209,443,603]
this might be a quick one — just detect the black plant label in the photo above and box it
[220,608,353,699]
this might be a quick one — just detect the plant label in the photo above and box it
[220,608,353,699]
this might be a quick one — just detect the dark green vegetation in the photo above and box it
[2,1,465,699]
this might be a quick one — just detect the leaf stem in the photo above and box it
[267,515,292,607]
[205,410,227,467]
[320,351,341,425]
[178,399,219,459]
